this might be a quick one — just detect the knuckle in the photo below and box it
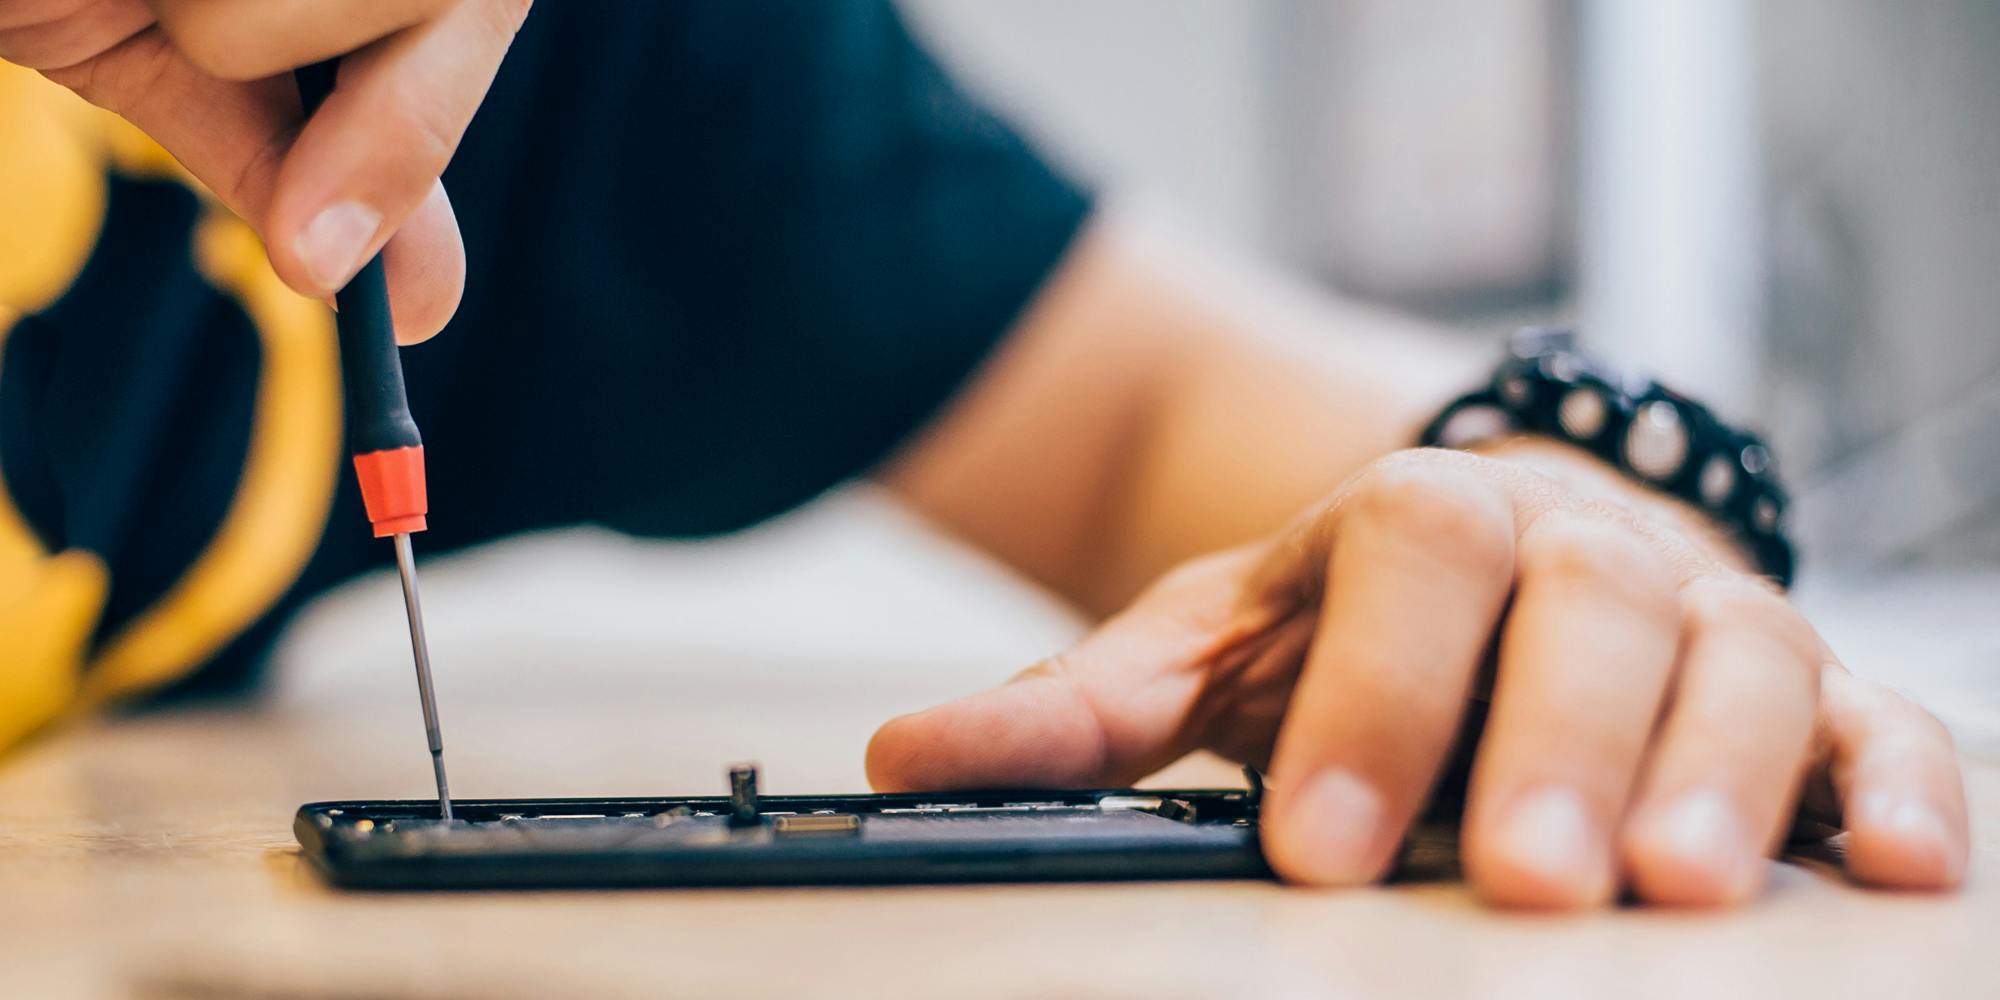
[1679,576,1818,661]
[1344,459,1513,577]
[378,84,461,178]
[1844,674,1956,748]
[1518,516,1675,611]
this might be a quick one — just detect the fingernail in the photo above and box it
[1495,786,1606,894]
[1655,789,1760,895]
[1280,769,1383,884]
[295,200,381,291]
[1857,792,1964,880]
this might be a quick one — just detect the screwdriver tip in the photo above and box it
[432,750,454,822]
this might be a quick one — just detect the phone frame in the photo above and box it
[295,787,1270,890]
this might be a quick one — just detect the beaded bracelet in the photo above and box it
[1419,328,1796,588]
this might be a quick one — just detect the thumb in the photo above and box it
[260,1,517,304]
[866,552,1268,792]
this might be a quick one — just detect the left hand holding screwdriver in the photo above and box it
[0,0,532,342]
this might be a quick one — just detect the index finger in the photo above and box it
[1262,462,1517,885]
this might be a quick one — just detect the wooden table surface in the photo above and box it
[3,500,1995,999]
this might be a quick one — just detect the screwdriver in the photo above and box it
[295,62,455,822]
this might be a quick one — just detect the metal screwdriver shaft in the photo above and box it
[393,532,452,821]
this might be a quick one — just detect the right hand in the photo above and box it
[871,446,1970,906]
[1,0,533,342]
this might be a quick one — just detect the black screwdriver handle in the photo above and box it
[294,61,422,456]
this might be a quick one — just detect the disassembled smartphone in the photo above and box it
[295,765,1269,890]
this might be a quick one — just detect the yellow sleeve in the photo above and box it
[0,65,340,751]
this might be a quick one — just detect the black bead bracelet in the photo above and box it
[1419,328,1797,588]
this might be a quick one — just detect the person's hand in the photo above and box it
[1,0,531,342]
[867,442,1969,907]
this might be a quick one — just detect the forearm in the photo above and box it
[879,206,1489,615]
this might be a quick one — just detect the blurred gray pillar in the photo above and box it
[1575,0,1762,413]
